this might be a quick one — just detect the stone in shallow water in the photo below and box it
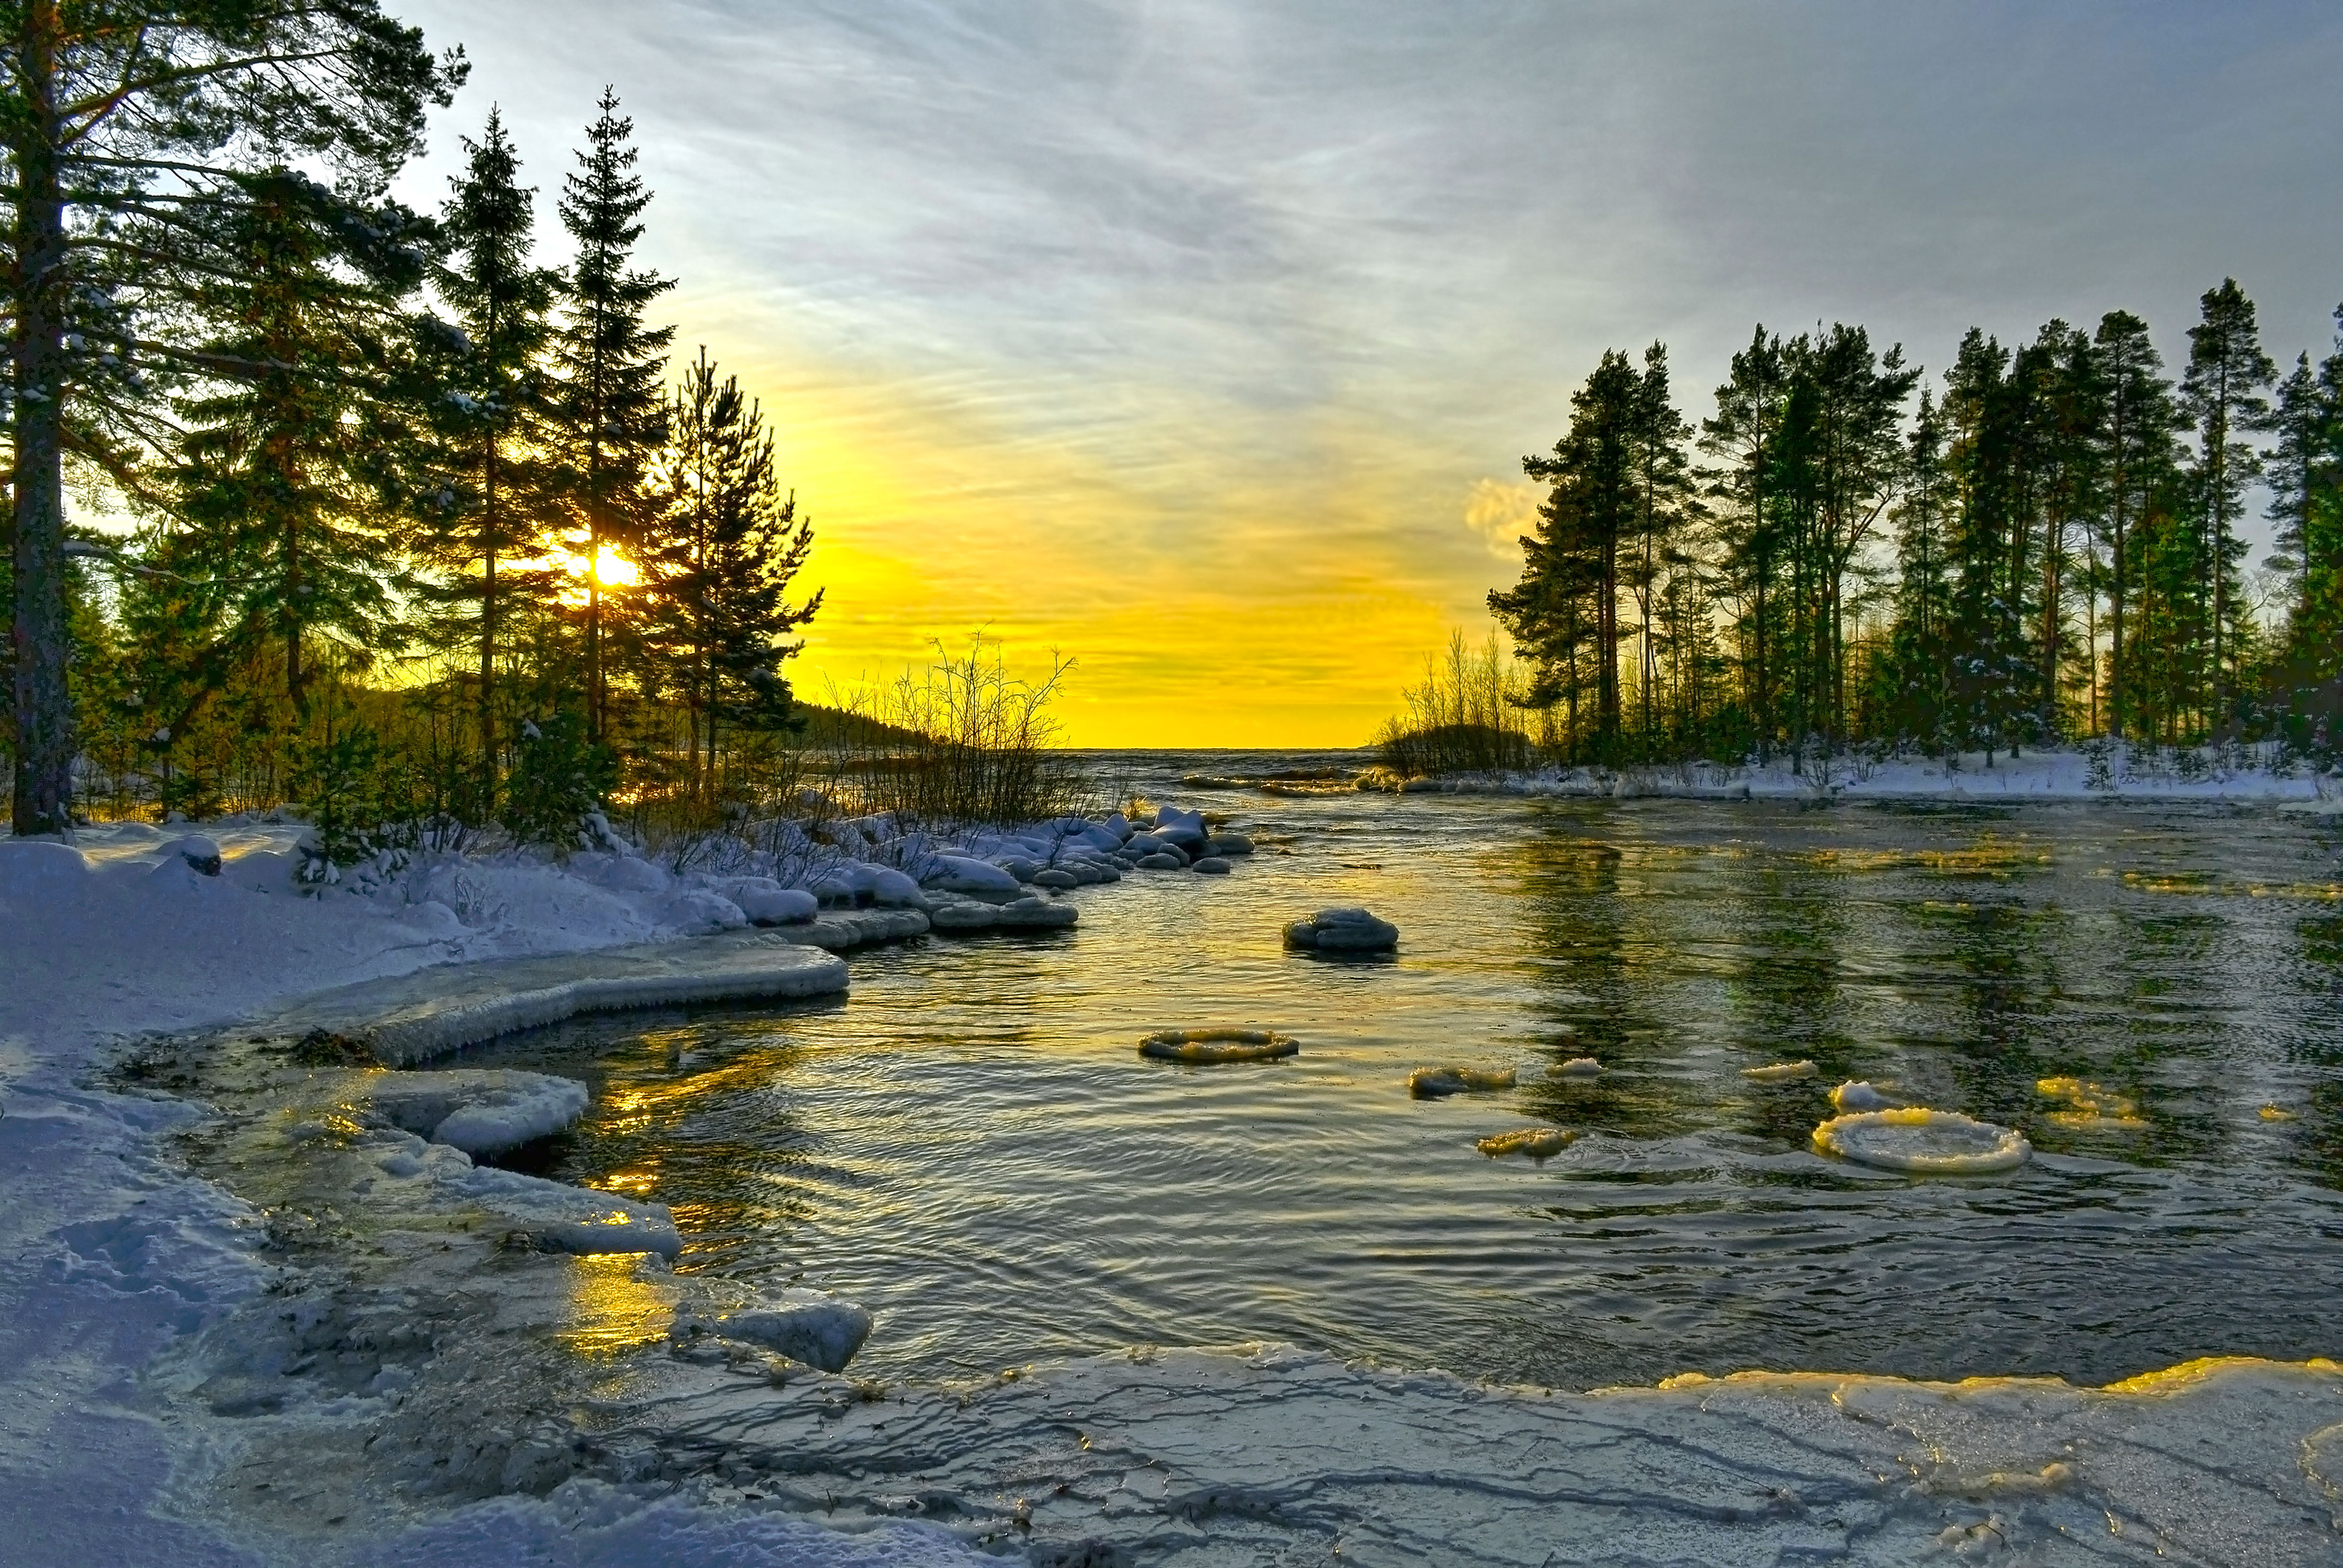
[707,1291,874,1373]
[1135,853,1186,871]
[1138,1028,1299,1064]
[1283,907,1399,952]
[1477,1126,1575,1159]
[1030,868,1079,890]
[1812,1108,2030,1173]
[1192,856,1232,874]
[1409,1065,1517,1098]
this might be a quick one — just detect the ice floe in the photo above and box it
[1476,1126,1576,1158]
[1742,1058,1819,1082]
[1407,1065,1517,1097]
[690,1290,875,1374]
[1813,1108,2031,1173]
[366,1069,590,1157]
[1829,1079,1898,1111]
[1138,1028,1300,1064]
[1550,1056,1602,1078]
[2035,1075,2148,1129]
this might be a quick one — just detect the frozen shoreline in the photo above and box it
[6,799,2343,1563]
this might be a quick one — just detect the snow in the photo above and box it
[1742,1058,1819,1082]
[366,1070,591,1157]
[1814,1109,2033,1174]
[1551,1056,1602,1078]
[697,1291,875,1374]
[1830,1079,1899,1111]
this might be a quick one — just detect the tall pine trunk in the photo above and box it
[11,4,73,835]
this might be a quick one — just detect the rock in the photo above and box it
[1205,833,1255,856]
[1135,853,1186,871]
[867,866,925,907]
[712,1291,874,1373]
[1192,856,1232,874]
[922,854,1023,903]
[1283,907,1399,953]
[994,896,1078,930]
[719,878,819,925]
[1409,1066,1516,1098]
[1000,856,1043,883]
[1139,1028,1299,1064]
[1124,833,1170,856]
[1031,869,1079,890]
[928,898,1000,932]
[171,836,223,876]
[1477,1126,1575,1159]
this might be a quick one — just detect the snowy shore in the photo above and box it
[6,800,2343,1563]
[1360,742,2343,807]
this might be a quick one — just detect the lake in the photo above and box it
[460,751,2343,1391]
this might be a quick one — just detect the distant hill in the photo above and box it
[788,701,926,749]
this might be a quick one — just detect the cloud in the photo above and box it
[1463,478,1541,563]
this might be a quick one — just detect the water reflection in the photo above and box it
[458,767,2343,1391]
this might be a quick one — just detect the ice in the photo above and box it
[2036,1075,2148,1129]
[1742,1059,1819,1082]
[700,1290,875,1373]
[1813,1109,2032,1173]
[448,1162,682,1257]
[368,1070,591,1158]
[658,888,749,932]
[1830,1079,1898,1111]
[1283,907,1400,952]
[1551,1056,1602,1078]
[271,931,849,1066]
[1477,1126,1575,1158]
[1138,1028,1300,1064]
[1408,1065,1517,1097]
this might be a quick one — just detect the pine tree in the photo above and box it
[412,110,564,780]
[555,88,675,742]
[1885,389,1955,745]
[2265,305,2343,750]
[1625,343,1694,758]
[2178,278,2276,732]
[1699,327,1789,761]
[1,3,459,833]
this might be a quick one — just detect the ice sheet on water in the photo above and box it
[1813,1108,2031,1174]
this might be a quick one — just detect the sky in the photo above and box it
[388,0,2343,748]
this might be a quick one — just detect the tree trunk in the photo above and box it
[11,4,73,835]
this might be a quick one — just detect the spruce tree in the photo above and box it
[412,110,564,779]
[1699,327,1788,761]
[1,3,459,833]
[555,88,675,742]
[1886,389,1955,745]
[2090,311,2179,742]
[643,351,821,781]
[1625,343,1693,757]
[2178,278,2275,730]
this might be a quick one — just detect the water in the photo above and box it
[463,751,2343,1392]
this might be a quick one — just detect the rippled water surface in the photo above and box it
[465,752,2343,1390]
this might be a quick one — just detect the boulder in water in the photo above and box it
[1193,856,1232,874]
[1136,853,1186,871]
[1284,907,1399,953]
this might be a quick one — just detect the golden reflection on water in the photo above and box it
[557,1253,678,1358]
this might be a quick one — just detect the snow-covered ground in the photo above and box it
[6,803,2343,1564]
[1384,741,2343,805]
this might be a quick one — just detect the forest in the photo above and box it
[1473,285,2343,772]
[0,11,833,861]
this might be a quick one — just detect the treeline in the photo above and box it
[1488,282,2343,768]
[2,10,819,854]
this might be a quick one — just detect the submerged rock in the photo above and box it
[1205,833,1255,856]
[705,1291,875,1374]
[1138,1028,1299,1064]
[1135,853,1186,871]
[1283,907,1399,953]
[1812,1108,2030,1173]
[1192,856,1232,874]
[1477,1126,1576,1159]
[1409,1065,1517,1098]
